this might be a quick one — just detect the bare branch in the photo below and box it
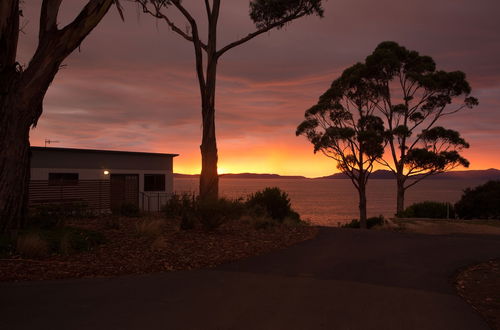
[39,0,62,40]
[217,7,308,58]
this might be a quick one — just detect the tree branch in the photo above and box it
[39,0,62,41]
[216,8,308,58]
[137,0,208,51]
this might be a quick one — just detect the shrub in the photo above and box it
[399,201,455,219]
[116,202,141,217]
[246,187,296,222]
[342,216,385,229]
[164,193,245,230]
[28,202,90,229]
[163,193,197,219]
[136,219,164,238]
[42,227,106,254]
[16,233,49,258]
[199,198,245,230]
[455,180,500,219]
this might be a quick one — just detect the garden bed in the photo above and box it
[455,259,500,330]
[0,215,317,282]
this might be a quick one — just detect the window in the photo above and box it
[144,174,165,191]
[48,173,79,186]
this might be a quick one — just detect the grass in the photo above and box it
[135,219,164,238]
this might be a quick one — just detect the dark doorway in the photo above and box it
[110,174,139,211]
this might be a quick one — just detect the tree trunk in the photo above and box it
[358,183,367,229]
[199,102,218,201]
[0,98,32,233]
[396,177,405,216]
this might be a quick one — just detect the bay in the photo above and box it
[174,178,486,226]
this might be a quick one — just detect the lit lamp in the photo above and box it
[103,170,110,175]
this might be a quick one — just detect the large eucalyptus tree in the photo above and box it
[365,42,478,215]
[297,64,386,228]
[137,0,324,201]
[0,0,121,232]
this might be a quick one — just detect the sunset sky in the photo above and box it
[20,0,500,177]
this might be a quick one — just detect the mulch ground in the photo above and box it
[455,259,500,330]
[0,216,317,282]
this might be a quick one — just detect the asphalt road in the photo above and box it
[1,228,499,330]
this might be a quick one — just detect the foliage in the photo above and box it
[342,216,385,229]
[114,202,141,217]
[455,181,500,219]
[16,232,50,258]
[250,0,324,29]
[28,202,90,229]
[11,226,105,258]
[164,188,301,230]
[398,201,455,219]
[136,219,164,238]
[246,187,294,222]
[164,193,246,230]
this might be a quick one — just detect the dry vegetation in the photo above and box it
[382,218,500,235]
[0,215,317,282]
[455,259,500,330]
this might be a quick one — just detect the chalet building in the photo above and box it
[29,147,178,212]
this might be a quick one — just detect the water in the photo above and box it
[174,178,486,226]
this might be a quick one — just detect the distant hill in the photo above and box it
[174,173,306,179]
[318,169,500,180]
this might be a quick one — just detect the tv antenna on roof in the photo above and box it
[44,139,60,147]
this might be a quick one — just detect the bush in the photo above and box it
[455,180,500,219]
[115,202,141,217]
[399,201,455,219]
[163,188,302,230]
[342,216,385,229]
[16,232,49,258]
[136,219,164,238]
[246,187,297,223]
[28,202,90,229]
[164,193,245,230]
[42,227,106,254]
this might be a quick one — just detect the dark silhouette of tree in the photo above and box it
[137,0,324,201]
[365,42,478,215]
[0,0,121,233]
[297,64,385,228]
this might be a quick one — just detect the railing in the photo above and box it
[140,192,172,212]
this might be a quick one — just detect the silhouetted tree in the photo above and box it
[297,64,385,228]
[365,42,478,215]
[0,0,121,233]
[137,0,324,201]
[455,180,500,219]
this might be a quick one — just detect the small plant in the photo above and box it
[136,219,164,238]
[116,202,141,217]
[455,180,500,219]
[246,187,297,223]
[16,232,49,258]
[342,216,385,229]
[399,201,455,219]
[150,236,168,251]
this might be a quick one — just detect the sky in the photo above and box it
[19,0,500,177]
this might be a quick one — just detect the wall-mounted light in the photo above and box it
[103,170,110,175]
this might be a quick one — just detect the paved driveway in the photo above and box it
[1,228,499,330]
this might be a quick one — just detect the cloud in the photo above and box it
[19,0,500,176]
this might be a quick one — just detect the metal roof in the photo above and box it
[31,146,179,157]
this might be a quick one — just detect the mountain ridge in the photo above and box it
[174,169,500,180]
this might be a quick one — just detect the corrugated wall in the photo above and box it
[29,180,111,211]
